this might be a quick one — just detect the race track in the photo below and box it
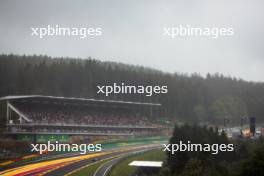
[0,144,162,176]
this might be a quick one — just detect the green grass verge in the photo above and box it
[109,150,166,176]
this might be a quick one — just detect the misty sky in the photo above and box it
[0,0,263,82]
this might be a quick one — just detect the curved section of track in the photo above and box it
[93,155,125,176]
[0,144,161,176]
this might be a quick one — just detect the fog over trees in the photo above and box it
[1,54,264,124]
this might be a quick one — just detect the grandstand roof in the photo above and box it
[0,95,161,106]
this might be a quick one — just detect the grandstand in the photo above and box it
[0,95,166,143]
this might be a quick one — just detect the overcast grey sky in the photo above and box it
[0,0,263,82]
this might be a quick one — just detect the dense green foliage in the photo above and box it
[238,140,264,176]
[1,54,264,124]
[160,124,264,176]
[164,124,232,176]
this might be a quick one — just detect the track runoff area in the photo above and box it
[0,96,169,176]
[0,142,164,176]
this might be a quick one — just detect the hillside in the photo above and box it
[0,54,264,124]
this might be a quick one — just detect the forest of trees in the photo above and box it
[159,124,264,176]
[0,54,264,124]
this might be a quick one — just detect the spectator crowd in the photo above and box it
[13,102,153,127]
